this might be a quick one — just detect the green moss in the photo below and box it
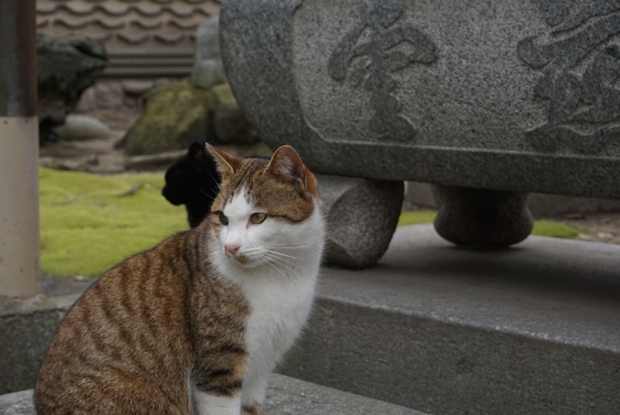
[397,210,583,239]
[122,78,213,155]
[531,220,582,239]
[40,167,187,277]
[398,210,437,226]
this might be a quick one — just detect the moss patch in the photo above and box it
[122,78,213,155]
[531,220,582,239]
[397,210,583,239]
[40,167,187,278]
[398,210,438,226]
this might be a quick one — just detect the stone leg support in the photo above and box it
[432,185,533,248]
[317,175,403,269]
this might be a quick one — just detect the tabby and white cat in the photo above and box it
[35,144,325,415]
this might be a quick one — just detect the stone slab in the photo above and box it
[0,294,79,394]
[4,227,620,413]
[278,225,620,415]
[220,0,620,199]
[0,375,428,415]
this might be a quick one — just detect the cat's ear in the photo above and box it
[266,145,318,196]
[188,141,206,163]
[205,143,242,180]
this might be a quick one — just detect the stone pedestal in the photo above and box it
[317,175,403,269]
[432,185,533,248]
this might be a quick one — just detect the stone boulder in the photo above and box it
[37,34,108,142]
[56,115,112,141]
[210,83,258,145]
[191,15,226,90]
[120,79,212,155]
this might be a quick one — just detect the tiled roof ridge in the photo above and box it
[37,17,201,31]
[38,3,213,18]
[36,0,221,77]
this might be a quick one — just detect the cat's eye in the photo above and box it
[250,213,267,224]
[218,212,229,226]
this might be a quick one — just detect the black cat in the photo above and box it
[162,141,221,228]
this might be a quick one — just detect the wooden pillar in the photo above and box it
[0,0,41,298]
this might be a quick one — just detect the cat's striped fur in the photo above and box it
[35,145,325,415]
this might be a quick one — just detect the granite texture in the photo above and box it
[0,390,33,415]
[318,174,403,268]
[432,185,534,247]
[279,225,620,415]
[0,375,427,415]
[220,0,620,199]
[0,294,79,394]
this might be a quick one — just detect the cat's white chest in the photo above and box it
[242,271,316,365]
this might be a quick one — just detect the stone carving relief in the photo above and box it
[327,0,437,142]
[519,0,620,154]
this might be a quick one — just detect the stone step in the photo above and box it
[0,374,428,415]
[3,225,620,414]
[278,225,620,415]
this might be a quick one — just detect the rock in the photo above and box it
[56,115,112,141]
[89,82,124,109]
[317,174,403,269]
[210,83,257,145]
[37,34,108,141]
[0,390,34,415]
[191,15,226,90]
[121,80,155,97]
[120,79,212,155]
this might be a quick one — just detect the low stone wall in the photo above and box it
[0,294,79,394]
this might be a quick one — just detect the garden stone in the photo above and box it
[191,15,226,90]
[210,83,257,145]
[56,115,112,141]
[120,79,212,155]
[317,174,403,269]
[37,34,107,142]
[121,80,155,97]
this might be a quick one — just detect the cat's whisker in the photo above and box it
[262,253,297,269]
[261,246,317,261]
[265,236,324,250]
[197,190,216,201]
[260,256,289,279]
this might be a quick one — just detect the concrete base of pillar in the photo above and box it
[0,116,40,298]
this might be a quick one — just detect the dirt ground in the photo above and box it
[39,106,620,246]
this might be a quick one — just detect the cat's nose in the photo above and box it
[225,244,240,256]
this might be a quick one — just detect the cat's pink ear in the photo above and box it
[206,143,242,180]
[266,145,317,195]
